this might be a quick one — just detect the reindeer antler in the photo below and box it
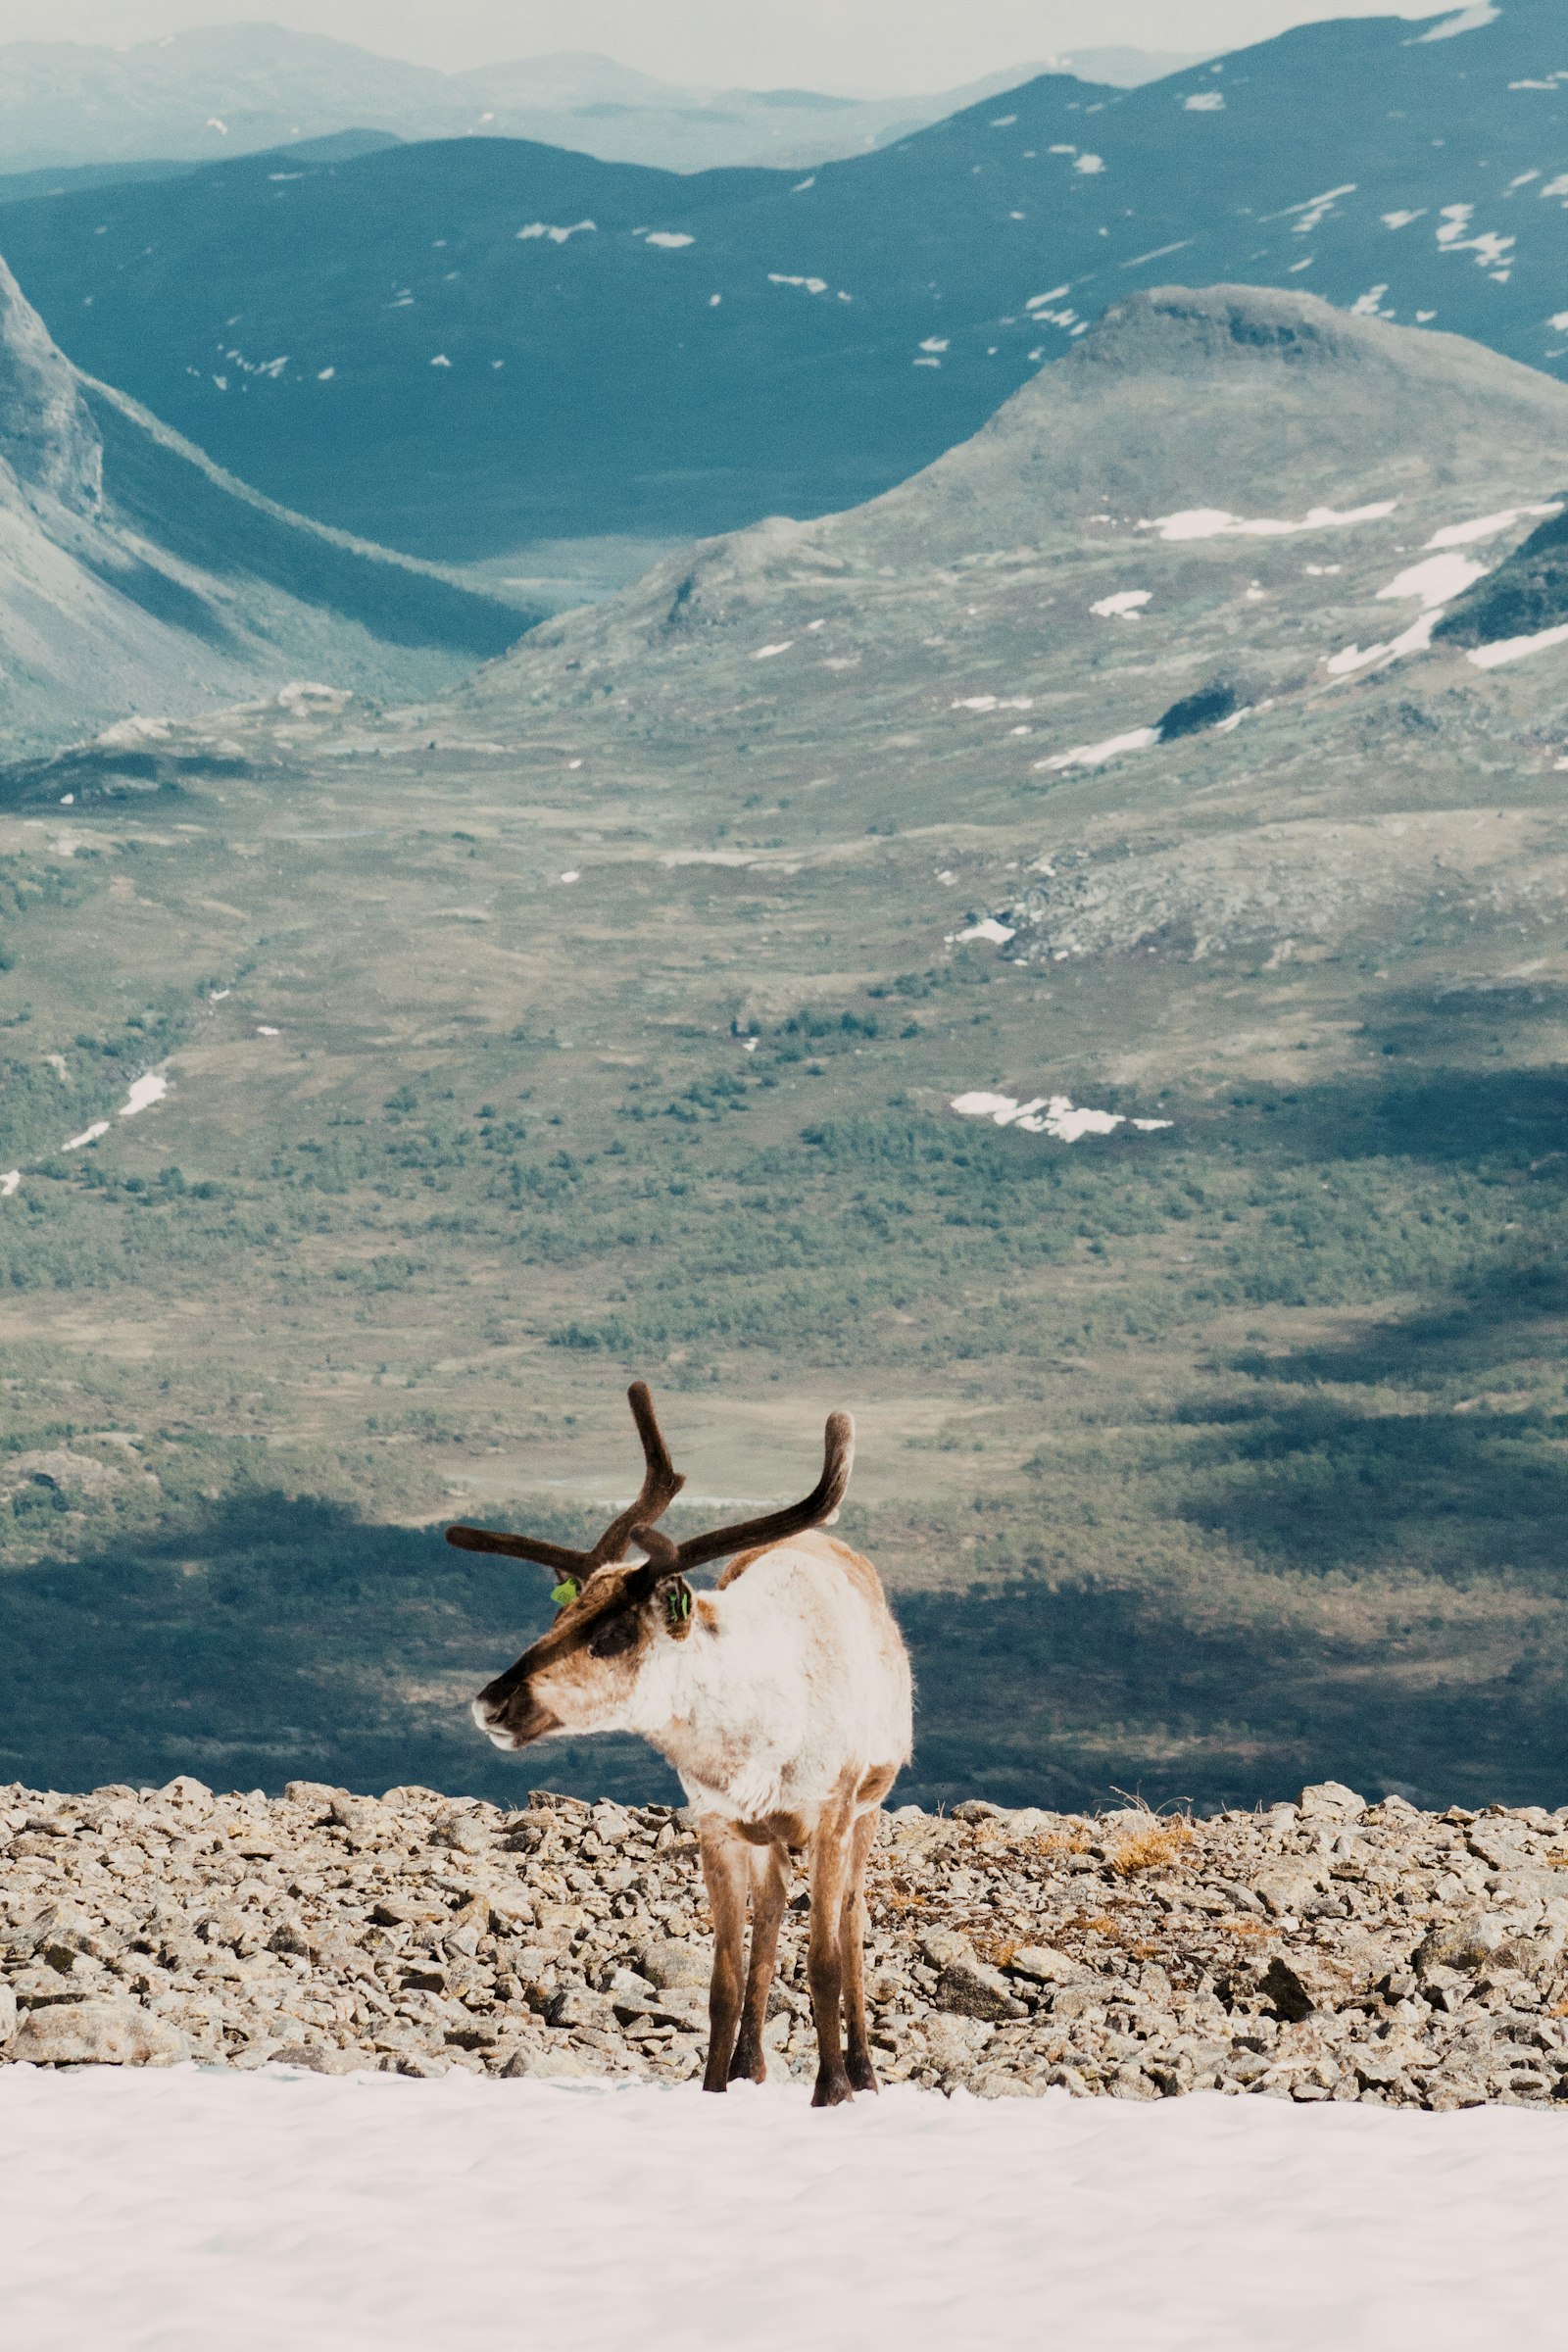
[445,1381,685,1575]
[628,1411,854,1580]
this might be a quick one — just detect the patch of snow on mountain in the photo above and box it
[1092,590,1152,618]
[753,642,793,660]
[517,221,597,244]
[1427,506,1562,547]
[1415,1,1499,37]
[1073,155,1105,174]
[1468,622,1568,668]
[0,1171,19,1200]
[769,274,828,296]
[1038,726,1159,771]
[1378,554,1488,605]
[1184,91,1225,111]
[1144,503,1395,543]
[1383,210,1426,229]
[120,1073,168,1119]
[1274,184,1356,237]
[952,918,1016,946]
[644,232,695,250]
[1325,612,1443,676]
[62,1121,110,1152]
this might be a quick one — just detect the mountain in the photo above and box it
[1,4,1566,563]
[0,253,525,754]
[0,24,1080,179]
[7,287,1568,1812]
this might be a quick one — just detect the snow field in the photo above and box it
[4,2069,1568,2352]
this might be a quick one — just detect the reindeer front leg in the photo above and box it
[699,1821,750,2094]
[729,1838,789,2084]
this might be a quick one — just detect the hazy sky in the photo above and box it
[3,3,1475,92]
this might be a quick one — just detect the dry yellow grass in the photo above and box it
[1109,1818,1196,1877]
[974,1934,1021,1970]
[1030,1824,1094,1861]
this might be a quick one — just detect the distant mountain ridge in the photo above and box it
[0,254,526,754]
[0,24,1189,180]
[0,2,1561,564]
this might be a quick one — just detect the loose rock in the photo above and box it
[3,1779,1567,2104]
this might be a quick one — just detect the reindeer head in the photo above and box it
[448,1388,855,1752]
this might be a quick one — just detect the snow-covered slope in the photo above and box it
[5,2070,1566,2352]
[0,254,526,752]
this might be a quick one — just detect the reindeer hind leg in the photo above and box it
[807,1809,855,2108]
[841,1808,880,2095]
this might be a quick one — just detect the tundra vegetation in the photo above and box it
[4,289,1568,1814]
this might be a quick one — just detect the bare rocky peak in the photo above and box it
[476,284,1568,680]
[847,283,1568,560]
[0,254,101,515]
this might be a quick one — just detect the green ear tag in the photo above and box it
[551,1578,580,1608]
[665,1582,692,1628]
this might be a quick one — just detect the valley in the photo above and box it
[3,285,1568,1816]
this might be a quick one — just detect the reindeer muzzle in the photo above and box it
[471,1679,562,1751]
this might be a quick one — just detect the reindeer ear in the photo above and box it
[662,1577,695,1641]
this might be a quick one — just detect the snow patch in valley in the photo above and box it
[7,2071,1568,2352]
[61,1122,110,1153]
[1144,502,1396,542]
[0,1171,19,1200]
[951,918,1016,946]
[1092,590,1152,618]
[642,232,695,250]
[952,1091,1171,1142]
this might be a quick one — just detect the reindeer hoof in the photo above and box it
[701,2068,731,2095]
[847,2053,879,2094]
[811,2066,855,2108]
[728,2039,767,2085]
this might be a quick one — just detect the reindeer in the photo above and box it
[446,1382,912,2106]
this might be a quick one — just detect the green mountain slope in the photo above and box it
[4,288,1568,1814]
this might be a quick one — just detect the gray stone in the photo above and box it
[8,2000,190,2066]
[1254,1862,1330,1917]
[1006,1943,1086,1986]
[635,1938,710,1990]
[501,2044,597,2080]
[1298,1783,1367,1819]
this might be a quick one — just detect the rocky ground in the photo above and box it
[4,1777,1568,2107]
